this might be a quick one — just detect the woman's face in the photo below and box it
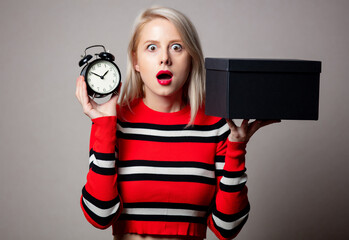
[134,18,191,103]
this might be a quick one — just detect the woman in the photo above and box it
[76,6,280,240]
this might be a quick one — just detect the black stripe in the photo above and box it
[215,155,225,163]
[118,174,216,185]
[90,149,116,160]
[213,202,250,223]
[216,170,247,178]
[81,197,117,227]
[215,170,224,177]
[118,160,215,171]
[223,169,246,178]
[119,213,206,224]
[211,213,249,238]
[117,118,227,131]
[117,131,229,143]
[82,186,120,209]
[219,182,246,192]
[123,202,209,211]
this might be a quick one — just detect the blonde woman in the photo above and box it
[76,6,280,240]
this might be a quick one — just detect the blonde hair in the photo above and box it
[119,6,205,126]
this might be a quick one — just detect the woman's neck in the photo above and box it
[143,93,184,113]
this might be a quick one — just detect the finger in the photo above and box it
[241,119,249,130]
[81,77,90,106]
[247,120,262,138]
[79,76,85,105]
[75,77,80,100]
[79,76,92,112]
[260,119,281,128]
[76,76,84,104]
[247,119,281,139]
[110,91,119,101]
[226,119,237,130]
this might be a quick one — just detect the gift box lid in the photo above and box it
[205,58,321,73]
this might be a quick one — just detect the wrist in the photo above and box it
[225,141,247,170]
[91,115,117,124]
[91,116,117,153]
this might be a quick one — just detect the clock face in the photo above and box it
[86,59,121,95]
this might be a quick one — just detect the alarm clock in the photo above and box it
[79,45,121,98]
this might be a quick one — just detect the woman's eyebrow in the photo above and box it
[143,40,160,45]
[143,39,183,45]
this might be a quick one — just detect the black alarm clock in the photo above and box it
[79,45,121,98]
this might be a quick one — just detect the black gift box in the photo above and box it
[205,58,321,120]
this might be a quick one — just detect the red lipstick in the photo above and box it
[156,70,173,85]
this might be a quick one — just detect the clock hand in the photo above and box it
[102,70,109,78]
[91,72,103,78]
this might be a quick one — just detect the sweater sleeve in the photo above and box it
[207,139,250,240]
[80,116,123,229]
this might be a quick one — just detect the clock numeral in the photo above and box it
[103,88,106,92]
[97,63,101,67]
[109,85,113,89]
[97,87,100,90]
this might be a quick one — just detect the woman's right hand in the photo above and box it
[75,76,119,119]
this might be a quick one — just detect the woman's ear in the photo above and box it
[133,52,140,72]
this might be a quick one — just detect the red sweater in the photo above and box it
[80,99,250,240]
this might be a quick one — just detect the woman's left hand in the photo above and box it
[226,119,281,142]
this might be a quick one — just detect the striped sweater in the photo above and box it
[80,99,250,240]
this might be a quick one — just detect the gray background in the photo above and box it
[0,0,348,239]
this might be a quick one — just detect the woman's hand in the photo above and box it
[226,119,281,142]
[75,76,119,119]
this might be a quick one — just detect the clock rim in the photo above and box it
[84,59,121,97]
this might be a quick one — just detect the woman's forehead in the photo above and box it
[138,18,182,43]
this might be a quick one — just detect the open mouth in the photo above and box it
[156,70,173,85]
[157,74,172,80]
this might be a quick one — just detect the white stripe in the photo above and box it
[215,162,225,170]
[220,173,247,186]
[118,166,215,178]
[212,212,249,230]
[123,207,206,217]
[82,197,120,218]
[89,154,115,168]
[117,123,229,138]
[89,154,95,165]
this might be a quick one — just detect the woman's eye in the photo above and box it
[171,44,182,51]
[147,44,157,51]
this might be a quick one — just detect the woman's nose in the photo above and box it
[160,49,172,66]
